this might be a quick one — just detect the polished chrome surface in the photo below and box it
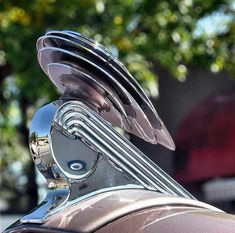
[25,100,139,223]
[21,30,195,224]
[36,30,175,149]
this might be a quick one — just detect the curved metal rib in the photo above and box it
[55,101,194,199]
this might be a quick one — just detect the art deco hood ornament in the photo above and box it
[21,30,193,224]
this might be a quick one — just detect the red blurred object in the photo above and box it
[174,92,235,184]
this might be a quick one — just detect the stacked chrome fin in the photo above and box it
[37,30,175,150]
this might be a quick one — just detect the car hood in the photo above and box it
[5,189,235,233]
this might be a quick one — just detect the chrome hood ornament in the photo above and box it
[22,30,193,224]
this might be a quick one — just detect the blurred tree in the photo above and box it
[1,0,235,213]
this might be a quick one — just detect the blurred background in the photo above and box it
[1,0,235,229]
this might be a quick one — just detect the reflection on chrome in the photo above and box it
[21,30,194,224]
